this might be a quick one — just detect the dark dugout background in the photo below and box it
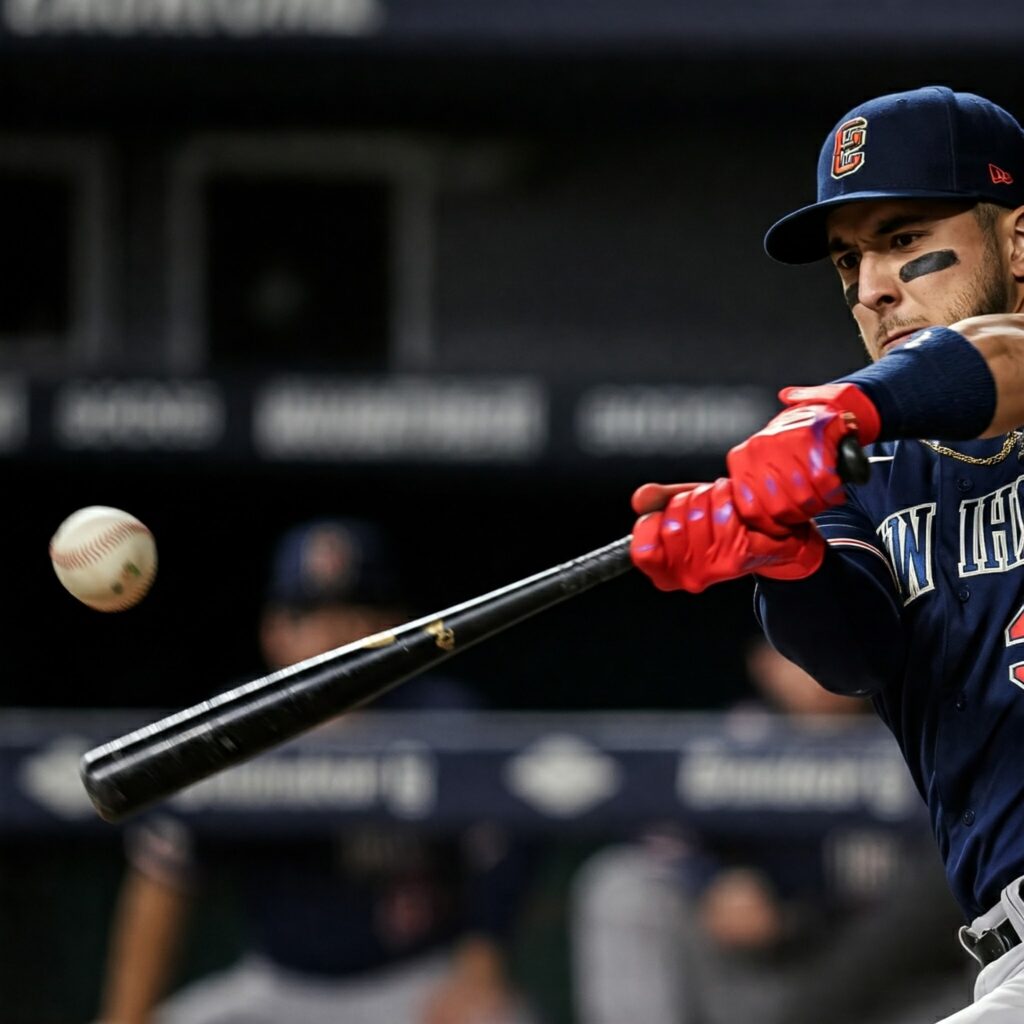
[6,2,1020,714]
[1,2,1021,1021]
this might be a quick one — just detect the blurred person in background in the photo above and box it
[97,518,537,1024]
[570,638,967,1024]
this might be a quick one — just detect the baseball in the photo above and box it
[50,506,157,612]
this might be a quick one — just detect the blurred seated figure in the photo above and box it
[570,638,968,1024]
[98,519,537,1024]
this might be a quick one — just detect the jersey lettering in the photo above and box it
[959,474,1024,577]
[877,503,935,604]
[851,476,1024,605]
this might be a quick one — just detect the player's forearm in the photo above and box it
[421,934,518,1024]
[755,545,905,697]
[451,934,509,986]
[818,314,1024,445]
[954,313,1024,436]
[98,870,189,1023]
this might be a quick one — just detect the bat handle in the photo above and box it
[837,435,870,485]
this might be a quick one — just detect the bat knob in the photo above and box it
[837,435,870,485]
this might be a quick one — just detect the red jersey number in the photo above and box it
[1005,604,1024,690]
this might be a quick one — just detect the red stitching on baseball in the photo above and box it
[50,521,152,572]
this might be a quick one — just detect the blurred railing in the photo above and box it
[2,709,925,836]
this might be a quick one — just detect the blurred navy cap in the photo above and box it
[765,86,1024,264]
[265,519,400,609]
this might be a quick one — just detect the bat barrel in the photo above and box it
[81,534,634,822]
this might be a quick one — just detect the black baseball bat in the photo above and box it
[80,438,869,822]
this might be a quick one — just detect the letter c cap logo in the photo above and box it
[832,117,868,179]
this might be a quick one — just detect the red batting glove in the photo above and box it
[630,478,825,593]
[726,382,880,535]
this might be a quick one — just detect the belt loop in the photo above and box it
[961,876,1024,969]
[960,919,1022,967]
[960,925,986,967]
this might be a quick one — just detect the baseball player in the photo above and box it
[571,639,965,1024]
[629,86,1024,1022]
[98,520,537,1024]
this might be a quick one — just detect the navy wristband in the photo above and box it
[836,327,996,442]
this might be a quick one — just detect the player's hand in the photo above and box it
[631,481,704,515]
[630,478,825,593]
[421,937,520,1024]
[421,977,516,1024]
[726,382,881,535]
[698,869,786,950]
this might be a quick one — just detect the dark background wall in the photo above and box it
[0,5,1021,1022]
[0,5,1020,718]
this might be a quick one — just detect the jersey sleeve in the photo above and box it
[460,824,538,938]
[813,489,901,597]
[754,490,906,697]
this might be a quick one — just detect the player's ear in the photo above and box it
[1008,205,1024,282]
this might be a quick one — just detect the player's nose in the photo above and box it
[856,253,901,311]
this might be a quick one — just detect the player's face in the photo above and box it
[260,604,400,669]
[824,199,1017,361]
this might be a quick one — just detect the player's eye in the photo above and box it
[891,232,923,249]
[834,251,860,271]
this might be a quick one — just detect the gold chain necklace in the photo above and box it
[919,431,1024,465]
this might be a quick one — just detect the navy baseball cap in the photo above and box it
[764,86,1024,264]
[265,519,400,609]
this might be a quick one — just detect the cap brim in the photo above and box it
[763,188,985,265]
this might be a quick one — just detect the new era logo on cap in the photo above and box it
[990,164,1014,185]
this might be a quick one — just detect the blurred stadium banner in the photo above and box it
[0,374,775,466]
[3,709,925,836]
[0,0,1021,48]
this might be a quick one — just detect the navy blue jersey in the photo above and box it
[128,676,534,977]
[756,433,1024,920]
